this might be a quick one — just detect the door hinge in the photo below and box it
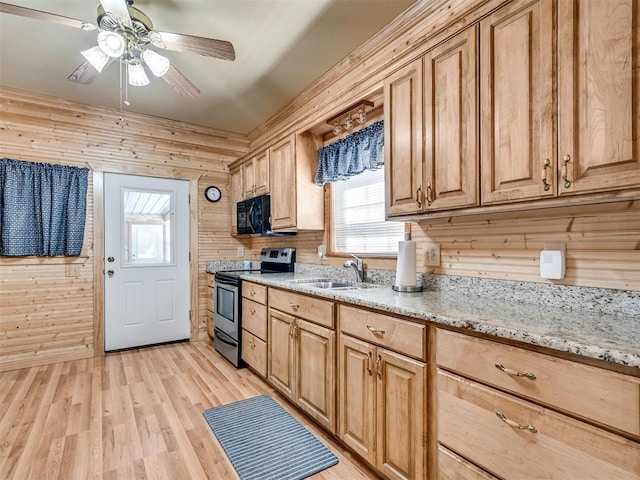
[188,193,191,204]
[189,252,191,262]
[189,310,192,320]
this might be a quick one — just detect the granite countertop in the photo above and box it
[235,272,640,369]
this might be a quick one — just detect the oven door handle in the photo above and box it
[215,277,240,286]
[214,331,237,346]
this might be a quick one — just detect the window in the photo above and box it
[331,167,405,255]
[122,189,174,265]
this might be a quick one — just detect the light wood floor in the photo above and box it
[0,341,380,480]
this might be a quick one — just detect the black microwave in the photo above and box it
[237,194,273,236]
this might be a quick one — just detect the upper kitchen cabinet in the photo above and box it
[480,0,555,205]
[243,150,269,198]
[385,25,479,217]
[385,59,424,217]
[269,133,324,232]
[557,0,640,195]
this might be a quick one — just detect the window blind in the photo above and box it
[332,168,404,254]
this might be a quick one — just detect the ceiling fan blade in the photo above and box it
[0,2,95,30]
[152,31,235,61]
[162,65,200,98]
[99,0,130,22]
[67,59,113,85]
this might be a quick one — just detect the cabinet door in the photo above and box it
[230,168,243,233]
[254,150,270,195]
[480,0,554,204]
[242,160,256,198]
[294,318,336,433]
[267,309,294,398]
[269,135,297,230]
[558,0,640,195]
[339,334,377,466]
[424,25,479,211]
[385,59,424,217]
[376,348,427,480]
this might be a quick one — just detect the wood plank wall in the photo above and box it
[0,87,249,371]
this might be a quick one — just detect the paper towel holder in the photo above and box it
[392,284,423,293]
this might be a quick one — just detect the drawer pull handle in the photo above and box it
[375,354,383,380]
[367,352,373,376]
[496,412,537,433]
[495,363,536,380]
[541,158,551,191]
[366,325,386,335]
[290,303,300,310]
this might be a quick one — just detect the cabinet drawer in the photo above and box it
[339,305,426,361]
[437,329,640,436]
[438,446,497,480]
[242,330,267,378]
[269,288,334,329]
[242,298,267,340]
[242,282,268,304]
[438,370,640,480]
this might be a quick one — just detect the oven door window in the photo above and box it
[216,285,236,322]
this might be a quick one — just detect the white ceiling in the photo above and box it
[0,0,415,134]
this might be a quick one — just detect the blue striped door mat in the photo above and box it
[203,395,338,480]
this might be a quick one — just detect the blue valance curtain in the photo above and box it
[314,120,384,185]
[0,158,89,256]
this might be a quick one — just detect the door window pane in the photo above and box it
[122,189,174,265]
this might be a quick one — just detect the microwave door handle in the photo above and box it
[248,202,257,233]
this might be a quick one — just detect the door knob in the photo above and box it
[107,270,114,277]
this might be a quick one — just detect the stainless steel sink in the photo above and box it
[298,280,381,290]
[303,281,352,289]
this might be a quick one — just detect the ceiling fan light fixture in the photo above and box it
[81,46,110,73]
[127,62,150,86]
[97,30,125,57]
[142,49,170,77]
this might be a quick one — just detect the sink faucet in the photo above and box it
[344,254,364,283]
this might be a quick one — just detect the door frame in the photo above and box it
[93,169,200,356]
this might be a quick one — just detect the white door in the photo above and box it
[104,173,190,351]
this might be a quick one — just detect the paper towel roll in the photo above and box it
[395,240,417,286]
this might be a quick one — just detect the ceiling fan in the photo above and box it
[0,0,236,97]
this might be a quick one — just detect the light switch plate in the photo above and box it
[422,242,441,267]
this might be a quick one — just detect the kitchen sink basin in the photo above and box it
[303,281,352,289]
[297,280,381,290]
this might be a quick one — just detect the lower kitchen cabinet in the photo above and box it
[339,333,427,480]
[437,370,640,479]
[437,446,498,480]
[436,328,640,479]
[241,282,268,377]
[268,305,336,433]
